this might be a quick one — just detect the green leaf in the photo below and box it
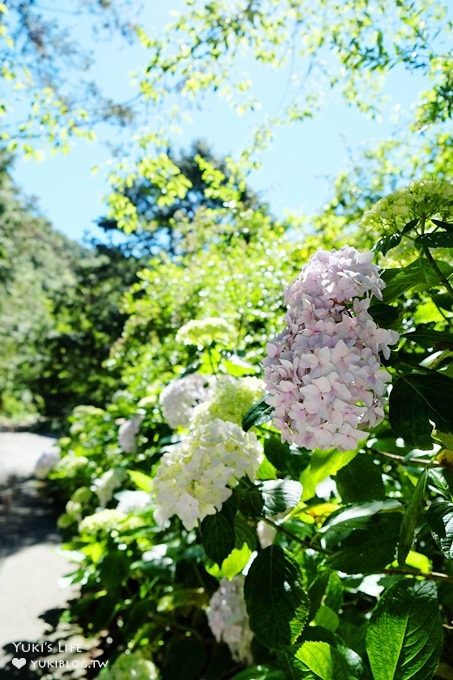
[294,641,352,680]
[336,454,385,502]
[368,302,400,326]
[366,580,443,680]
[127,469,153,492]
[323,499,401,533]
[264,437,310,477]
[427,500,453,559]
[415,232,453,248]
[206,543,252,579]
[431,218,453,231]
[259,480,302,516]
[374,232,402,255]
[242,397,273,431]
[397,471,427,566]
[327,512,401,574]
[201,511,236,565]
[381,258,442,302]
[389,373,453,447]
[402,328,453,348]
[244,545,310,649]
[401,218,420,234]
[300,449,358,501]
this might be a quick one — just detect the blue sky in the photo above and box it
[11,2,428,243]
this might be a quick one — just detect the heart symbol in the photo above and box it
[12,658,26,669]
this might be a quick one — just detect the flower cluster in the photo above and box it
[264,247,399,451]
[175,317,235,347]
[160,373,213,428]
[34,450,59,479]
[100,652,158,680]
[92,467,127,508]
[54,454,89,477]
[118,414,144,453]
[116,490,151,514]
[361,179,453,233]
[192,375,265,427]
[207,576,254,664]
[153,418,262,530]
[79,508,127,534]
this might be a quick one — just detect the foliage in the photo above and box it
[43,179,453,678]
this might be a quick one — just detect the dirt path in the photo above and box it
[0,433,98,678]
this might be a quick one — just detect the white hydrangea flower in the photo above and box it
[160,373,213,428]
[116,490,151,513]
[264,247,399,451]
[54,454,89,477]
[118,414,144,453]
[207,576,254,664]
[79,509,127,534]
[153,419,262,530]
[175,317,235,347]
[92,467,127,508]
[101,652,158,680]
[34,450,59,479]
[192,375,265,427]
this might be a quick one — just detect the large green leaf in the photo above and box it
[244,546,310,649]
[366,580,443,680]
[264,436,310,477]
[300,449,358,501]
[397,471,427,566]
[326,512,401,574]
[381,258,447,302]
[427,500,453,559]
[242,397,273,431]
[374,232,402,256]
[293,641,353,680]
[335,454,385,502]
[389,373,453,447]
[259,480,302,516]
[415,232,453,248]
[402,328,453,349]
[200,511,236,565]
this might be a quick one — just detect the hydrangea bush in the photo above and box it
[43,181,453,679]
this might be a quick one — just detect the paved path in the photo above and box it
[0,433,96,678]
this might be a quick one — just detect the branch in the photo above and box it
[380,566,453,584]
[372,448,439,467]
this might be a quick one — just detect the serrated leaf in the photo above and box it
[336,454,385,502]
[259,480,302,516]
[244,546,310,649]
[381,258,443,302]
[389,373,453,447]
[294,641,352,680]
[374,232,402,255]
[366,580,443,680]
[242,397,273,431]
[300,449,358,501]
[427,500,453,559]
[201,511,236,565]
[415,231,453,248]
[397,470,427,566]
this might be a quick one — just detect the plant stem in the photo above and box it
[380,567,453,584]
[371,449,439,467]
[263,517,331,555]
[424,247,453,299]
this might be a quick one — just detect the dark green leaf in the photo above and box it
[300,449,358,501]
[389,373,453,447]
[336,454,385,502]
[231,667,285,680]
[427,500,453,559]
[374,232,402,255]
[368,302,400,326]
[259,479,302,516]
[244,545,310,649]
[401,218,420,234]
[415,231,453,248]
[242,397,273,431]
[237,483,264,517]
[235,515,258,550]
[201,511,236,565]
[327,512,400,574]
[397,471,427,566]
[402,328,453,348]
[264,437,310,477]
[162,637,207,680]
[381,258,444,301]
[366,580,443,680]
[431,218,453,231]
